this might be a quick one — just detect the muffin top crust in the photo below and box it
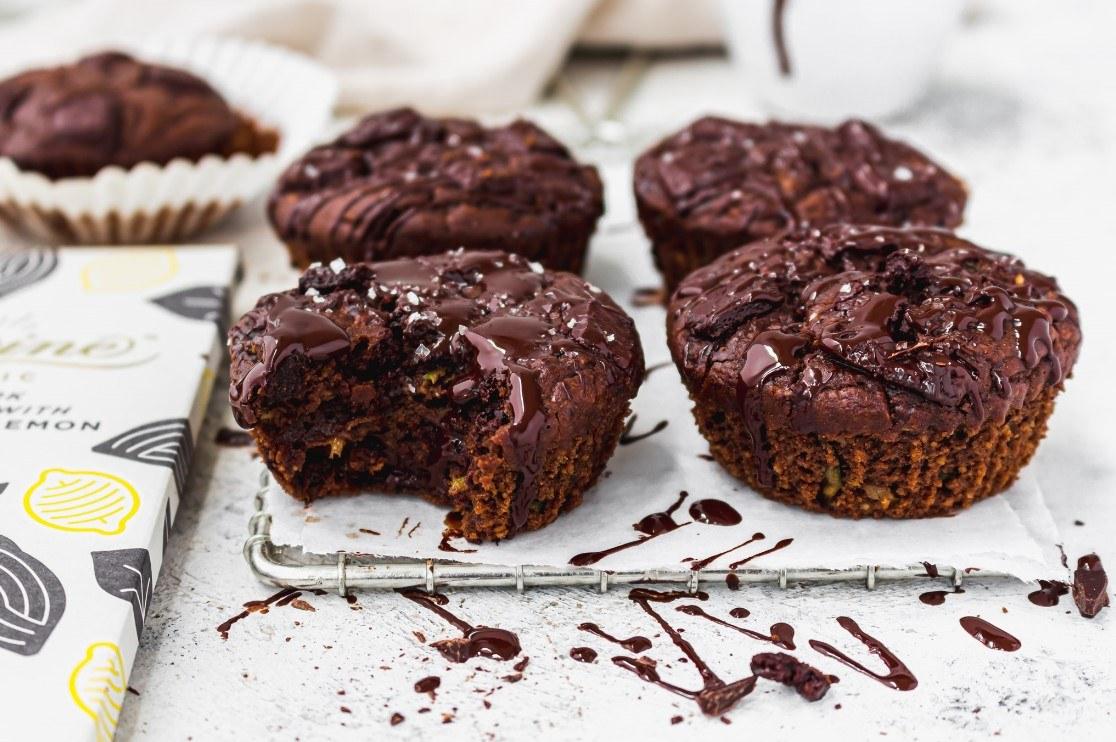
[0,51,243,178]
[229,250,643,532]
[668,224,1080,440]
[635,117,967,239]
[268,107,603,258]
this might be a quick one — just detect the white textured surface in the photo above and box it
[109,2,1116,738]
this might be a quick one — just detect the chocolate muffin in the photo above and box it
[635,117,968,290]
[667,225,1080,518]
[268,108,604,273]
[229,250,643,541]
[0,51,276,179]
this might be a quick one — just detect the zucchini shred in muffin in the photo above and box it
[667,225,1080,518]
[228,250,643,541]
[634,117,967,291]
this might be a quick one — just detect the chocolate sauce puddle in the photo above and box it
[1027,580,1068,607]
[578,623,652,653]
[216,587,301,640]
[919,588,964,606]
[398,588,521,662]
[620,414,669,445]
[676,604,795,650]
[687,499,742,526]
[570,647,598,663]
[569,491,690,566]
[808,616,918,691]
[611,588,757,716]
[959,616,1021,652]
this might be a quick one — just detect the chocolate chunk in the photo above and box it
[1073,554,1110,619]
[750,651,831,701]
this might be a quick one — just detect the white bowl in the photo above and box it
[720,0,965,122]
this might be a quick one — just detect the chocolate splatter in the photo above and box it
[809,616,917,691]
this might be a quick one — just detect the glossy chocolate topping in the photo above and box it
[228,250,643,534]
[269,107,603,267]
[635,117,966,245]
[0,51,245,178]
[668,224,1080,484]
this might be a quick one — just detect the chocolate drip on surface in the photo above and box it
[1072,554,1109,618]
[676,604,796,650]
[686,533,765,572]
[772,0,792,76]
[619,414,669,445]
[921,562,939,578]
[398,589,521,662]
[579,623,651,653]
[570,647,598,663]
[919,588,964,606]
[728,537,793,569]
[612,588,757,716]
[569,491,689,566]
[214,427,253,447]
[390,712,404,726]
[808,616,918,691]
[216,587,301,640]
[1027,580,1068,607]
[959,616,1021,652]
[437,535,477,554]
[687,499,742,526]
[725,573,741,591]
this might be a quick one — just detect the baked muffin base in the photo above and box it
[690,388,1057,518]
[637,203,764,292]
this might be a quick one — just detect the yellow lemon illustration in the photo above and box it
[69,641,126,742]
[80,248,179,293]
[24,468,140,536]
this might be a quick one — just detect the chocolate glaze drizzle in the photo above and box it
[809,616,918,691]
[569,491,689,566]
[676,604,796,650]
[230,294,350,427]
[578,623,652,653]
[398,588,521,662]
[959,616,1021,652]
[685,533,765,572]
[437,535,477,554]
[612,589,758,716]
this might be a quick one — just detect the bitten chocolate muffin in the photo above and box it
[229,250,643,541]
[635,117,968,290]
[0,51,276,179]
[667,225,1080,518]
[268,108,604,273]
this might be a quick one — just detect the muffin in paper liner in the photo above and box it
[0,36,338,244]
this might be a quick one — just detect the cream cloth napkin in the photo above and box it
[0,0,720,114]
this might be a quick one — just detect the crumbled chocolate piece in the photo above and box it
[750,652,831,701]
[1073,554,1110,619]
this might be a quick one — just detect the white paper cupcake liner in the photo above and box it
[0,35,338,244]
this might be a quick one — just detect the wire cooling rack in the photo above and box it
[242,469,1011,595]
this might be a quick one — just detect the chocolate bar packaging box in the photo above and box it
[0,245,237,741]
